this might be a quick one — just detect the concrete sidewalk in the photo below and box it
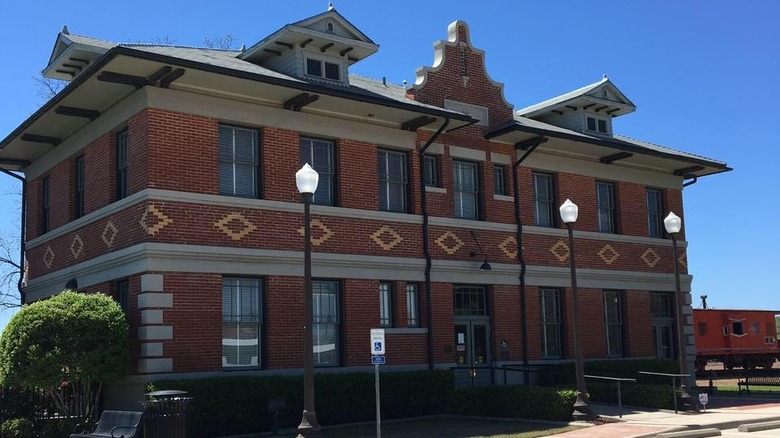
[549,397,780,437]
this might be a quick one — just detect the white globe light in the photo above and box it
[664,212,682,234]
[296,163,319,194]
[559,199,578,224]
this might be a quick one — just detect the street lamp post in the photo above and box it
[296,163,322,438]
[559,199,594,421]
[664,212,693,409]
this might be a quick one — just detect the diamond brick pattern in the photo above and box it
[435,231,465,255]
[678,250,687,269]
[641,248,661,268]
[70,235,84,260]
[499,235,517,259]
[370,225,403,251]
[215,212,257,241]
[140,204,173,236]
[102,220,119,248]
[43,246,55,269]
[549,239,570,262]
[598,244,620,265]
[298,219,334,247]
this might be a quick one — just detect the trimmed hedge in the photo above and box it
[587,382,675,410]
[444,386,577,421]
[537,359,680,386]
[150,370,453,437]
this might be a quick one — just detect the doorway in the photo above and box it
[454,319,491,367]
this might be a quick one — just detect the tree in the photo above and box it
[0,291,130,419]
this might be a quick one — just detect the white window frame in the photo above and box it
[453,160,479,220]
[218,125,259,198]
[222,278,262,369]
[305,56,342,81]
[406,284,419,327]
[585,115,610,135]
[379,282,394,328]
[604,290,624,357]
[541,288,562,358]
[378,149,408,213]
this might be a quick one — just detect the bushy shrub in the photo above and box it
[150,369,453,438]
[587,382,675,410]
[537,359,679,386]
[444,386,577,421]
[0,418,34,438]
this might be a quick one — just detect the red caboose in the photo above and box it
[693,308,779,372]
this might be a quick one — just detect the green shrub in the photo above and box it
[537,359,679,386]
[1,418,35,438]
[444,386,577,421]
[587,382,675,410]
[150,369,453,438]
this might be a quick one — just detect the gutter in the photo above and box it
[511,136,547,385]
[419,118,450,370]
[0,168,26,305]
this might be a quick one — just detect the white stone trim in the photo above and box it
[141,343,164,357]
[138,326,173,341]
[450,145,486,162]
[138,293,173,309]
[422,142,445,155]
[141,274,164,292]
[141,309,164,325]
[493,194,513,202]
[384,328,428,335]
[425,186,447,194]
[138,358,173,374]
[491,152,511,165]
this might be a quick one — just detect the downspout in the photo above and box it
[511,136,547,385]
[683,176,698,188]
[420,117,450,370]
[0,168,26,305]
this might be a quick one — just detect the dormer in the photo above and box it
[239,5,378,86]
[516,76,636,138]
[43,26,115,81]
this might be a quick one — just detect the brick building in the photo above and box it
[0,7,729,404]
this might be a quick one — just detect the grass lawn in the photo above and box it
[263,417,582,438]
[716,385,780,397]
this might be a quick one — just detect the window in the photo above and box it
[604,291,623,357]
[596,181,616,233]
[646,189,664,237]
[116,130,128,200]
[698,322,708,336]
[301,138,336,206]
[219,125,259,198]
[222,278,262,368]
[116,279,129,315]
[378,149,408,212]
[453,160,479,219]
[533,172,555,227]
[494,165,507,195]
[406,284,419,327]
[423,154,439,187]
[650,292,672,318]
[453,286,487,316]
[732,321,745,336]
[41,176,50,234]
[313,280,340,366]
[541,288,562,358]
[586,116,608,134]
[74,156,85,219]
[306,58,340,81]
[379,282,393,327]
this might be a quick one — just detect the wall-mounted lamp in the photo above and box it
[65,278,78,290]
[469,231,492,271]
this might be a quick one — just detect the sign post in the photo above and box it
[370,329,385,438]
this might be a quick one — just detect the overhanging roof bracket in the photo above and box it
[515,136,548,151]
[600,151,633,164]
[21,134,62,146]
[98,71,147,89]
[284,93,320,111]
[146,66,173,86]
[159,68,185,88]
[674,165,704,176]
[401,116,437,131]
[54,106,101,121]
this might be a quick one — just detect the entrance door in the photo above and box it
[455,319,491,369]
[653,323,674,360]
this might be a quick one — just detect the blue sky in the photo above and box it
[0,0,778,330]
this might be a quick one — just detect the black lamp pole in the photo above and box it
[559,199,593,422]
[669,230,693,407]
[297,164,322,438]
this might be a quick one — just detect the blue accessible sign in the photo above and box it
[372,355,386,365]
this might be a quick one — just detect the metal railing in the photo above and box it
[584,375,636,418]
[638,371,691,414]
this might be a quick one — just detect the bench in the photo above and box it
[738,375,780,396]
[70,410,143,438]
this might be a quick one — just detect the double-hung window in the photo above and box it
[646,189,664,237]
[116,130,128,201]
[423,155,439,187]
[301,138,336,206]
[306,58,341,81]
[378,149,408,212]
[116,279,129,315]
[604,290,624,357]
[406,284,419,327]
[379,282,393,327]
[541,288,562,358]
[453,160,479,219]
[313,280,340,366]
[75,155,85,219]
[41,176,50,234]
[494,165,507,195]
[219,125,259,198]
[533,172,555,227]
[222,278,262,368]
[586,116,609,134]
[597,181,616,233]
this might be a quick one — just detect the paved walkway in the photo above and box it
[548,397,780,437]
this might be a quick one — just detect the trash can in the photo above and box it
[141,390,193,438]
